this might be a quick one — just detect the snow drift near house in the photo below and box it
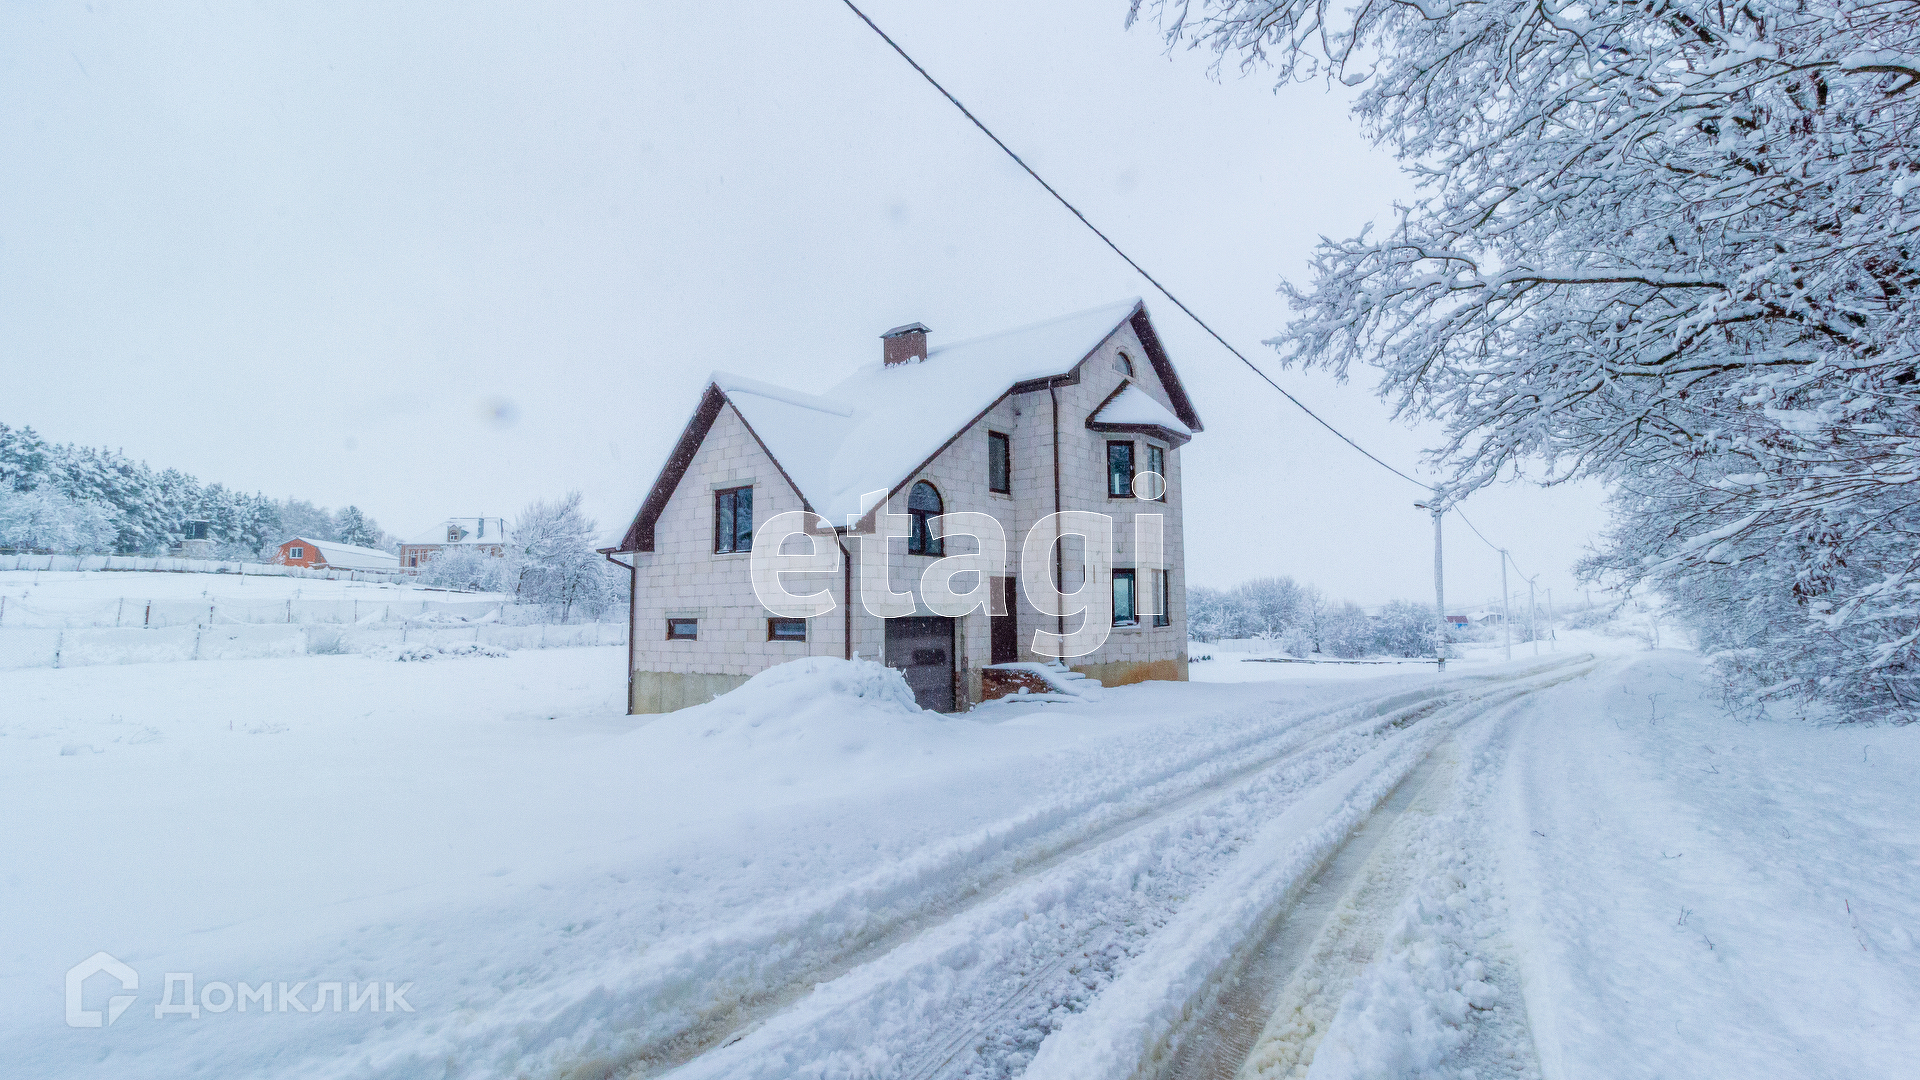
[638,657,955,764]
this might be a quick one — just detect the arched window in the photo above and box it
[1115,351,1135,377]
[907,481,943,555]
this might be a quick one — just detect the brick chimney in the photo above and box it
[881,322,930,366]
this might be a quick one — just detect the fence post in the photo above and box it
[116,598,124,628]
[144,601,151,627]
[53,630,63,668]
[287,599,293,624]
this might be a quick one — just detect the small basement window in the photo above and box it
[666,618,698,640]
[767,617,807,641]
[1107,441,1135,498]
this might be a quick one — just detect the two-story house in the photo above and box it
[398,517,509,569]
[606,299,1202,714]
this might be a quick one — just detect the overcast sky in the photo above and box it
[1,0,1612,612]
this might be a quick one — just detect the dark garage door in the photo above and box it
[886,616,955,713]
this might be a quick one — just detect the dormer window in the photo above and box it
[447,525,462,543]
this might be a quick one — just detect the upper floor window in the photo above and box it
[183,521,209,540]
[289,546,304,559]
[1107,441,1135,498]
[907,481,944,556]
[1116,351,1135,377]
[1146,444,1166,501]
[988,431,1011,494]
[714,486,753,554]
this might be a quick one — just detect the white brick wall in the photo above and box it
[631,320,1191,701]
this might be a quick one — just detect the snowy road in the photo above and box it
[6,645,1916,1079]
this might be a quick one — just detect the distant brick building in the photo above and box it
[275,536,400,572]
[398,517,509,569]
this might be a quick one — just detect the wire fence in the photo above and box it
[0,621,628,671]
[0,595,544,630]
[0,552,414,582]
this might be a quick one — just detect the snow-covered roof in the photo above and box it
[1087,382,1193,438]
[404,518,509,546]
[286,537,399,571]
[723,299,1149,525]
[620,299,1203,553]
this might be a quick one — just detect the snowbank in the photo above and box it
[636,657,952,767]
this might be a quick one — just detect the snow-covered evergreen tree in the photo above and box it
[332,505,384,548]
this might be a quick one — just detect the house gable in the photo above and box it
[618,385,820,554]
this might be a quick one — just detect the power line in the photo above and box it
[835,0,1432,492]
[1453,506,1531,582]
[836,1,1550,594]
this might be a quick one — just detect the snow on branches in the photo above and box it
[1137,0,1920,720]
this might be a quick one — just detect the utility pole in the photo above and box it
[1546,588,1557,650]
[1414,502,1446,672]
[1527,575,1539,656]
[1500,550,1513,662]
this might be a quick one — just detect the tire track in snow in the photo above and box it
[651,658,1596,1080]
[1022,657,1599,1080]
[1241,688,1558,1080]
[538,669,1570,1080]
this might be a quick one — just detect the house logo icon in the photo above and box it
[66,952,138,1028]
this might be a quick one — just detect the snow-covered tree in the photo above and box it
[509,492,620,619]
[1141,0,1920,720]
[1371,600,1436,658]
[0,487,119,553]
[277,499,336,544]
[1187,584,1231,641]
[332,505,385,549]
[1320,601,1373,658]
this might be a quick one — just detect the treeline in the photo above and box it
[0,423,385,557]
[1189,576,1439,658]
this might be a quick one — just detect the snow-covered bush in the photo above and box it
[1143,0,1920,720]
[416,545,515,593]
[1319,601,1373,659]
[1370,600,1436,658]
[387,642,508,662]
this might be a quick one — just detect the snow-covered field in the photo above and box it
[2,633,1914,1078]
[0,570,620,670]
